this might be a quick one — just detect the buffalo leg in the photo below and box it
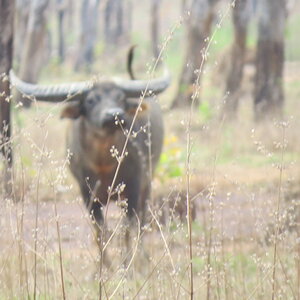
[124,176,140,220]
[79,178,104,227]
[79,179,112,267]
[139,185,150,226]
[119,175,141,265]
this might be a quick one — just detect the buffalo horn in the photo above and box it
[9,68,170,102]
[9,70,93,102]
[113,68,171,98]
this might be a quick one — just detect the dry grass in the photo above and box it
[1,73,299,298]
[1,2,300,299]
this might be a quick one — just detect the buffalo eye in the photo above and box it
[114,91,124,102]
[86,96,98,106]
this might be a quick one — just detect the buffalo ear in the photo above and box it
[126,98,149,116]
[60,103,81,119]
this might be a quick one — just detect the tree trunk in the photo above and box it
[126,0,132,41]
[57,0,66,63]
[171,0,219,109]
[151,0,161,61]
[75,0,100,72]
[0,0,15,196]
[104,0,130,49]
[17,0,49,107]
[254,0,286,120]
[66,0,74,31]
[222,0,251,117]
[14,0,30,66]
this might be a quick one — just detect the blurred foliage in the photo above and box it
[198,100,213,123]
[158,135,184,180]
[286,13,300,61]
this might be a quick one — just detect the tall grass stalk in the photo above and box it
[271,122,286,300]
[150,208,175,272]
[132,252,166,299]
[184,2,234,298]
[185,120,194,299]
[297,240,300,300]
[16,164,26,299]
[33,140,46,300]
[206,172,217,300]
[54,193,66,300]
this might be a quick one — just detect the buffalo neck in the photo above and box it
[79,119,126,172]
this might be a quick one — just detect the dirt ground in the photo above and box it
[0,179,294,253]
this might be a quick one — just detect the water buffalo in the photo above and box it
[10,62,170,230]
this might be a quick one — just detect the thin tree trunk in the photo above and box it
[151,0,161,61]
[254,0,286,120]
[116,0,123,41]
[57,0,66,63]
[0,0,15,196]
[222,0,251,116]
[126,0,132,41]
[75,0,100,72]
[104,0,113,45]
[66,0,74,31]
[171,0,219,109]
[14,0,30,66]
[17,0,49,107]
[104,0,130,49]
